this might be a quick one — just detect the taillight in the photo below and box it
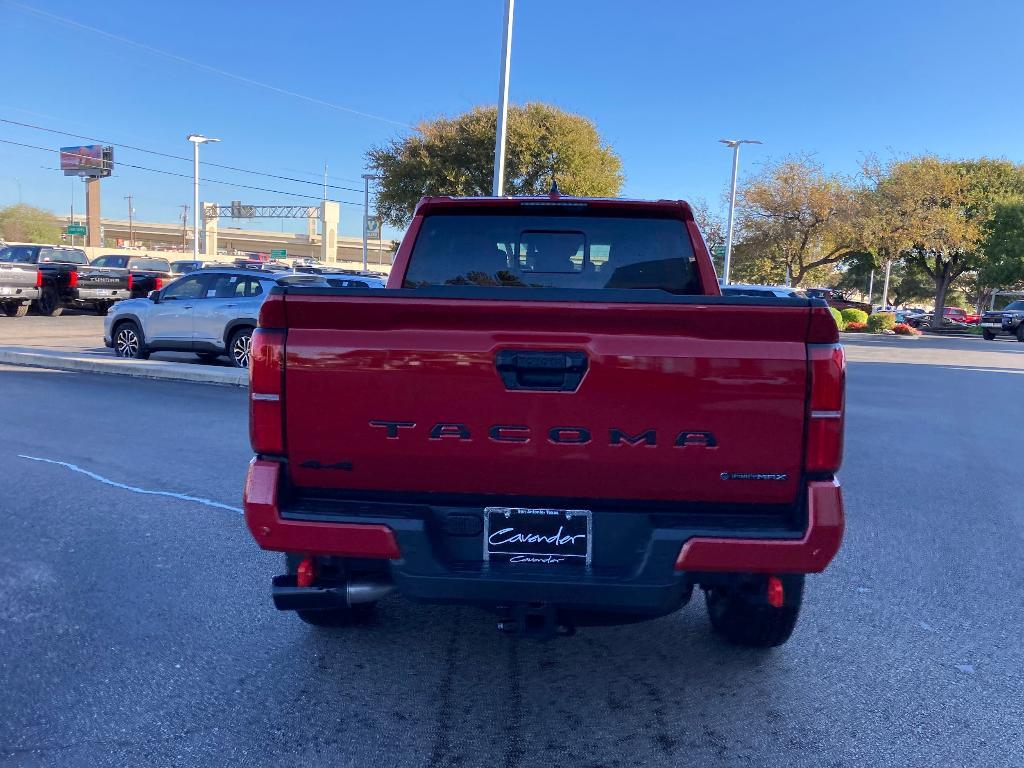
[127,274,134,290]
[35,271,43,288]
[249,328,286,455]
[154,277,163,290]
[806,344,845,474]
[68,270,78,288]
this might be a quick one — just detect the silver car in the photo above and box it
[103,268,326,367]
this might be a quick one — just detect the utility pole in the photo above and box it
[124,195,134,247]
[718,139,762,285]
[361,173,375,270]
[492,0,514,196]
[69,181,75,246]
[179,204,189,252]
[880,258,893,310]
[867,269,875,307]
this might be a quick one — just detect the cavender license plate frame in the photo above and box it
[483,507,592,566]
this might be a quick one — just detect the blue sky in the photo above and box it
[2,0,1023,239]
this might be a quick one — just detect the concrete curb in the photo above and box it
[0,348,249,387]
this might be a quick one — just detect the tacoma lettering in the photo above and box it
[368,421,716,447]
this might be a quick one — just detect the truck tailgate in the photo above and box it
[280,293,812,506]
[77,267,129,290]
[0,263,37,289]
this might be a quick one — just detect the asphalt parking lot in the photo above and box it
[0,333,1022,767]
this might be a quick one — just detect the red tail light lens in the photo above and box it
[249,328,285,455]
[35,271,43,288]
[68,270,78,288]
[154,277,163,290]
[127,274,134,290]
[806,344,845,474]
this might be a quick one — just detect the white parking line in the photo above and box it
[18,454,243,513]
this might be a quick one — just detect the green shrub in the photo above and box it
[841,308,868,325]
[829,307,844,329]
[867,311,896,333]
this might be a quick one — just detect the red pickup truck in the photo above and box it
[244,194,846,646]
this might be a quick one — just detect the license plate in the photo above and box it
[484,507,591,565]
[0,287,16,295]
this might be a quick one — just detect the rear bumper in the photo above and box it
[0,286,39,301]
[244,459,844,616]
[72,287,130,303]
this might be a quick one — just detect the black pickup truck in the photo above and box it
[90,254,172,300]
[0,244,131,316]
[979,301,1024,341]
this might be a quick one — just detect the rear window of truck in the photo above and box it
[403,214,699,294]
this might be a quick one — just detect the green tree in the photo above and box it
[0,204,60,243]
[971,197,1024,307]
[368,103,624,226]
[734,156,858,286]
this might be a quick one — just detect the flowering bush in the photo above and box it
[844,321,868,332]
[841,308,869,325]
[893,323,920,336]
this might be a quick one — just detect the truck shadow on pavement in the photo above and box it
[264,598,822,768]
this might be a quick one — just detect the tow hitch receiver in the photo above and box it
[496,604,575,640]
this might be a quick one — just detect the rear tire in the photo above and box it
[36,288,63,317]
[982,329,996,340]
[1017,325,1024,342]
[705,575,804,648]
[2,302,29,317]
[113,320,150,360]
[94,302,110,316]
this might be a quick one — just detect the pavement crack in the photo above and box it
[501,638,524,768]
[426,613,461,768]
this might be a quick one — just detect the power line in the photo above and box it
[0,117,371,194]
[7,1,410,129]
[1,138,365,204]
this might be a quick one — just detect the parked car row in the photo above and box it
[102,266,385,367]
[0,244,387,320]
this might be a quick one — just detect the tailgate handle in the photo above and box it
[494,350,588,392]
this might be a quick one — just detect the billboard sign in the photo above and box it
[59,145,114,177]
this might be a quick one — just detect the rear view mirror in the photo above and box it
[148,291,160,303]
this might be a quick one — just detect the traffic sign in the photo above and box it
[712,245,727,258]
[270,249,287,259]
[365,215,381,239]
[67,224,87,236]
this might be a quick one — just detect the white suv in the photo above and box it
[103,268,325,367]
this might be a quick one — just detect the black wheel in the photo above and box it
[982,329,996,341]
[1017,325,1024,343]
[284,555,377,628]
[228,327,253,368]
[705,575,804,648]
[36,288,63,317]
[195,351,221,362]
[2,302,29,317]
[113,321,150,360]
[94,302,110,316]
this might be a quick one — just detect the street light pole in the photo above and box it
[361,173,375,271]
[124,195,134,247]
[492,0,514,196]
[186,134,220,260]
[718,138,761,285]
